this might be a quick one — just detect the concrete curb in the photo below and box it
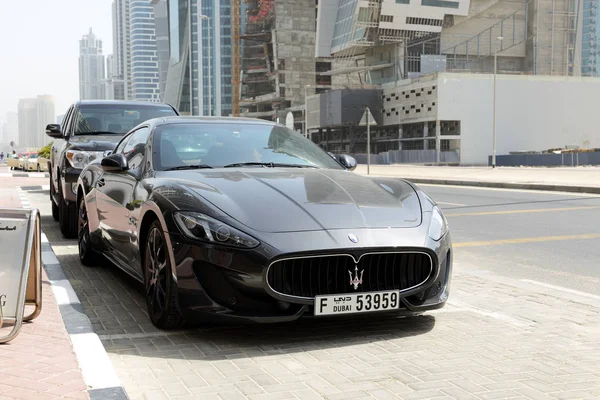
[17,187,129,400]
[370,176,600,195]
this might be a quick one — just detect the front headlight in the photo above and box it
[428,206,448,241]
[66,150,105,169]
[173,211,260,249]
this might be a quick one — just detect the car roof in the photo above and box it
[153,116,280,127]
[75,100,174,107]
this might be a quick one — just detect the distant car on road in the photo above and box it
[6,153,21,170]
[76,117,452,329]
[24,153,40,171]
[46,100,179,238]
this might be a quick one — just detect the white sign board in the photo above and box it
[0,208,42,343]
[0,215,29,321]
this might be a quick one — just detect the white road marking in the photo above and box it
[521,279,600,301]
[436,201,467,206]
[70,332,122,390]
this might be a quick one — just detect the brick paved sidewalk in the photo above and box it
[0,184,89,400]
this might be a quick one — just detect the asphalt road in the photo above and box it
[420,184,600,294]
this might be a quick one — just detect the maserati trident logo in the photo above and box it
[348,265,364,290]
[348,233,358,243]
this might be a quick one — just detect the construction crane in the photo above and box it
[231,0,241,116]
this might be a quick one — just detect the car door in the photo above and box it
[96,127,150,278]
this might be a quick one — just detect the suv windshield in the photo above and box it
[152,123,343,171]
[74,104,176,135]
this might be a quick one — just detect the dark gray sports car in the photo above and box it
[76,116,452,329]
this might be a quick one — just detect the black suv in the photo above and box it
[45,100,179,238]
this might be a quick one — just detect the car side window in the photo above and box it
[61,106,74,136]
[123,127,150,172]
[114,133,132,155]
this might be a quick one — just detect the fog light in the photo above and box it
[71,183,78,194]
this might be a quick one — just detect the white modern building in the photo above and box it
[379,72,600,164]
[316,0,470,58]
[79,28,106,100]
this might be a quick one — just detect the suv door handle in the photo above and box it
[97,178,105,188]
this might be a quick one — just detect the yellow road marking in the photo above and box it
[454,233,600,248]
[445,205,600,217]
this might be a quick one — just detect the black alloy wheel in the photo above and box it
[144,221,183,329]
[78,198,100,266]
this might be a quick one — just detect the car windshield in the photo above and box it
[152,122,343,171]
[74,104,177,135]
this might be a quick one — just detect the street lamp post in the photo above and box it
[199,13,211,116]
[304,85,311,139]
[492,36,503,168]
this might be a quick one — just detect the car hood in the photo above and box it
[159,168,423,233]
[69,134,124,151]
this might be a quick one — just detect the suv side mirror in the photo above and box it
[101,153,128,172]
[337,154,357,171]
[45,124,62,138]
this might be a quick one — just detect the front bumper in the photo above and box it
[169,228,453,324]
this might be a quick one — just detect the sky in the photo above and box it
[0,0,114,123]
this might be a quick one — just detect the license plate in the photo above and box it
[314,290,401,316]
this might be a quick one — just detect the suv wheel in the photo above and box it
[58,183,78,239]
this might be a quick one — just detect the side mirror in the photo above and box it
[337,154,357,171]
[45,124,62,139]
[101,153,128,172]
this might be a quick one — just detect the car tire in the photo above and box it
[50,174,59,221]
[144,221,184,330]
[78,197,101,266]
[58,183,77,239]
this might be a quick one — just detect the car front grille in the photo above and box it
[267,252,433,299]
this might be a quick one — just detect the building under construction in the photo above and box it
[239,0,330,130]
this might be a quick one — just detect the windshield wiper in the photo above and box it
[164,164,213,171]
[223,162,318,168]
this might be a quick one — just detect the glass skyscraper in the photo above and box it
[164,0,235,116]
[582,0,599,76]
[130,0,162,101]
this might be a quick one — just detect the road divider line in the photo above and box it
[445,205,600,217]
[453,233,600,248]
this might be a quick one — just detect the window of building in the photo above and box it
[395,0,410,4]
[421,0,459,9]
[380,15,394,23]
[406,17,444,26]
